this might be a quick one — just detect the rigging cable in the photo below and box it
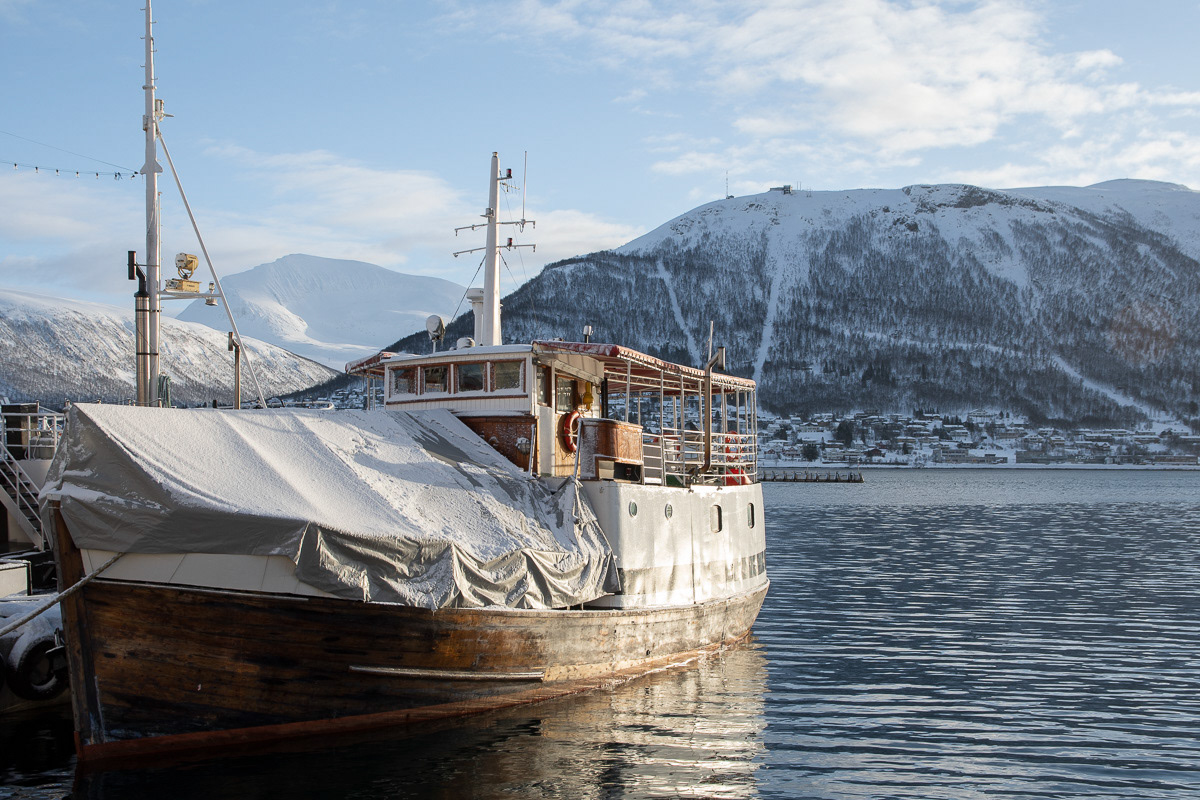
[446,255,487,327]
[1,128,139,175]
[501,186,531,288]
[157,130,269,409]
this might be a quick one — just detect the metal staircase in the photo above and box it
[1,406,60,550]
[1,441,46,548]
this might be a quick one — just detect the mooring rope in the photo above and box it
[0,552,125,638]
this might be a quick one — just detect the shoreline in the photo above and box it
[761,462,1200,472]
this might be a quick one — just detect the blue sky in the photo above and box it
[3,0,1200,307]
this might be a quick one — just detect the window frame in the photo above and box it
[389,366,418,399]
[555,375,577,413]
[455,361,487,394]
[420,364,450,395]
[490,359,525,393]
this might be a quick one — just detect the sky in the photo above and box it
[2,0,1200,308]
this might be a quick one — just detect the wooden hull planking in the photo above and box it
[53,512,767,763]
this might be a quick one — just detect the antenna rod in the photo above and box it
[141,0,163,405]
[521,151,528,222]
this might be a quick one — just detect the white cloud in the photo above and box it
[947,129,1200,189]
[0,171,139,242]
[523,207,644,268]
[699,0,1144,151]
[734,116,804,138]
[0,171,144,303]
[1073,50,1123,74]
[0,144,645,305]
[614,88,648,104]
[651,151,727,176]
[467,0,1200,187]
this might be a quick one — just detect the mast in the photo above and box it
[480,152,501,346]
[452,152,535,346]
[140,0,163,405]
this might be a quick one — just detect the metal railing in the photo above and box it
[654,428,757,486]
[1,408,64,548]
[0,445,46,547]
[642,438,665,484]
[2,409,63,461]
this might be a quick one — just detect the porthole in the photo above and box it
[664,503,673,519]
[628,501,638,517]
[747,503,756,528]
[710,504,723,533]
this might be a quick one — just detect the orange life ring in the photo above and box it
[559,410,581,453]
[724,466,750,486]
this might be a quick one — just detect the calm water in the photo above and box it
[3,469,1200,798]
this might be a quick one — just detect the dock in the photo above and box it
[758,468,864,483]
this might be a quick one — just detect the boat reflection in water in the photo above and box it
[75,642,768,799]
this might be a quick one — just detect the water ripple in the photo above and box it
[758,471,1200,799]
[5,470,1200,799]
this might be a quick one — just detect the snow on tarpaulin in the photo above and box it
[41,404,618,610]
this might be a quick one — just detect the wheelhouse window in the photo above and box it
[422,365,448,393]
[493,360,522,391]
[390,367,417,397]
[538,366,552,406]
[456,362,485,393]
[556,376,576,412]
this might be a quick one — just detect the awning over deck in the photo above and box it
[345,350,397,376]
[531,341,756,396]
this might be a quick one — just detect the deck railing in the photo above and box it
[1,407,64,548]
[2,409,63,461]
[652,428,757,486]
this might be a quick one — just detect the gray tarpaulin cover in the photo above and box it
[41,404,618,610]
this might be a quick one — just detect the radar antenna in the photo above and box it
[426,314,446,352]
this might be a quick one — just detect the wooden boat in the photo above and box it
[41,11,768,763]
[47,325,767,763]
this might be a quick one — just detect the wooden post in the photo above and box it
[49,504,105,748]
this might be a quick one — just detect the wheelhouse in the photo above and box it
[347,340,759,487]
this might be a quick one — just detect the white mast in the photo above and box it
[452,152,536,348]
[481,152,501,346]
[129,4,267,409]
[140,0,163,405]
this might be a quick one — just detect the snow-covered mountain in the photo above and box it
[390,179,1200,427]
[0,289,338,406]
[176,255,466,369]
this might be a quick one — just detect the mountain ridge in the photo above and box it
[0,288,338,407]
[388,179,1200,428]
[177,254,466,369]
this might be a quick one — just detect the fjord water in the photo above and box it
[6,469,1200,798]
[758,469,1200,799]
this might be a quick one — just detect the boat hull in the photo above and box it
[54,518,767,763]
